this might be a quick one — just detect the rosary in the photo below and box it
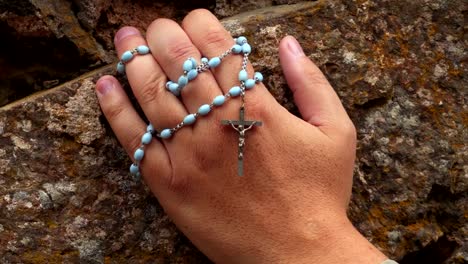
[117,36,263,180]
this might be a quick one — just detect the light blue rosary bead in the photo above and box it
[160,129,172,139]
[229,86,241,97]
[178,75,188,88]
[381,260,399,264]
[134,172,141,181]
[198,104,211,116]
[141,132,152,145]
[136,45,150,54]
[121,50,133,62]
[134,148,144,161]
[169,84,180,96]
[236,36,247,45]
[208,57,221,68]
[183,114,196,125]
[117,62,125,74]
[183,59,193,71]
[187,69,198,81]
[190,58,197,68]
[232,44,242,54]
[242,43,251,54]
[239,70,248,81]
[201,57,208,64]
[168,82,179,91]
[166,81,173,90]
[130,164,139,174]
[254,72,263,83]
[213,95,226,106]
[147,124,154,133]
[245,79,256,89]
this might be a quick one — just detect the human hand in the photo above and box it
[96,9,386,264]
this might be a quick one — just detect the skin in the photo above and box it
[95,9,387,264]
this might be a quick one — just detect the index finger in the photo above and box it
[181,9,272,100]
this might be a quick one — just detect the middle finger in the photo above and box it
[114,27,188,135]
[147,19,224,114]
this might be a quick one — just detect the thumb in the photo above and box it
[279,36,351,136]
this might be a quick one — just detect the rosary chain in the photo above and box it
[126,37,261,179]
[240,53,249,107]
[219,49,232,60]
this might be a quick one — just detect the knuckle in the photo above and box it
[105,111,143,159]
[203,28,230,50]
[162,170,191,196]
[192,146,218,173]
[343,120,357,142]
[304,66,330,87]
[159,156,193,198]
[103,98,126,122]
[166,41,196,62]
[191,133,225,172]
[244,94,270,121]
[127,130,144,159]
[138,72,166,106]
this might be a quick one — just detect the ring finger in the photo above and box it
[146,19,224,114]
[114,26,187,134]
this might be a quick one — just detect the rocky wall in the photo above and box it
[0,0,302,106]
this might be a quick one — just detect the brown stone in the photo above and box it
[29,0,108,62]
[0,0,305,106]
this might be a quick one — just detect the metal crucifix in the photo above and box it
[221,106,262,176]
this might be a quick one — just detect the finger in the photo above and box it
[114,26,187,132]
[279,36,354,139]
[146,19,223,114]
[181,9,273,100]
[95,75,171,188]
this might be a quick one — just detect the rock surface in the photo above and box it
[0,0,467,263]
[0,0,300,106]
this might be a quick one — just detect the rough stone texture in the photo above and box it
[0,66,210,263]
[0,0,467,263]
[214,0,304,18]
[0,0,300,106]
[29,0,108,62]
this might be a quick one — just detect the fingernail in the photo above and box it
[96,78,114,97]
[287,36,305,57]
[114,26,140,43]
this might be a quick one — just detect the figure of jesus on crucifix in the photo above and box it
[222,106,262,176]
